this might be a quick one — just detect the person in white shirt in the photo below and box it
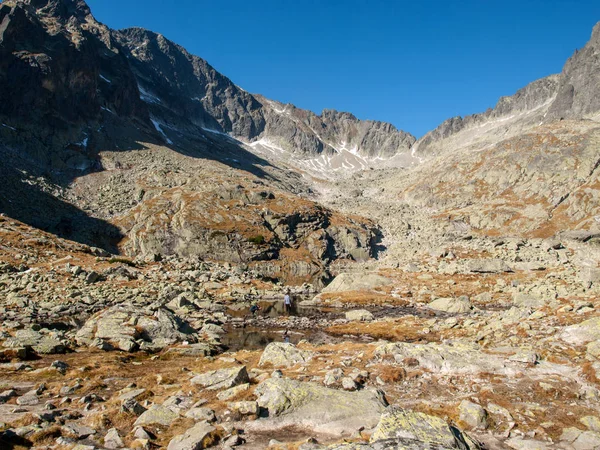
[284,292,292,314]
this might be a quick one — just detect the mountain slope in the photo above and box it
[0,0,385,284]
[413,22,600,159]
[113,26,416,174]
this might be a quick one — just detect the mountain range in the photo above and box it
[1,0,599,283]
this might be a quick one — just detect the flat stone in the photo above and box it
[370,407,472,448]
[374,341,507,375]
[258,343,313,368]
[250,377,387,435]
[184,407,216,422]
[458,400,488,429]
[63,422,97,439]
[513,293,546,309]
[467,259,512,273]
[104,427,124,449]
[116,388,146,402]
[216,383,249,401]
[506,438,550,450]
[167,421,217,450]
[16,391,39,406]
[321,273,391,293]
[228,401,259,416]
[428,297,472,313]
[573,430,600,450]
[190,366,249,391]
[562,317,600,345]
[581,416,600,432]
[345,310,374,321]
[134,404,179,426]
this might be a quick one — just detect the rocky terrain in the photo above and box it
[2,0,600,449]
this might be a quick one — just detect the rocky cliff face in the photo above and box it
[0,0,148,143]
[404,120,600,237]
[413,23,600,159]
[113,27,415,162]
[412,74,561,158]
[0,0,386,283]
[547,22,600,120]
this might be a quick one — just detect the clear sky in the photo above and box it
[84,0,600,137]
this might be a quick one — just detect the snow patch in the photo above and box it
[99,74,112,84]
[151,118,173,145]
[1,123,16,131]
[132,41,149,54]
[249,138,287,154]
[410,146,424,164]
[139,85,162,104]
[101,106,115,114]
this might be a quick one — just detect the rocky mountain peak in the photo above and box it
[591,21,600,44]
[19,0,92,23]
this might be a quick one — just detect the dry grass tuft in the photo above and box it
[582,362,599,384]
[29,425,62,445]
[376,365,407,383]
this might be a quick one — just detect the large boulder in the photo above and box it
[345,309,375,321]
[458,400,488,429]
[3,329,68,355]
[428,297,472,313]
[190,366,249,391]
[321,273,391,293]
[167,422,218,450]
[249,377,388,436]
[374,341,508,375]
[134,404,179,427]
[258,342,313,367]
[513,293,546,309]
[561,317,600,345]
[467,259,512,273]
[370,407,479,449]
[579,267,600,284]
[75,304,200,352]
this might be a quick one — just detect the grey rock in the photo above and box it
[370,407,478,449]
[63,422,97,439]
[167,421,217,450]
[121,398,147,415]
[228,401,259,416]
[321,273,391,293]
[104,427,124,449]
[458,400,488,429]
[562,317,600,345]
[184,407,216,422]
[134,404,179,426]
[345,310,374,321]
[428,297,472,313]
[251,377,387,435]
[190,366,249,391]
[467,259,512,273]
[76,305,199,352]
[258,342,313,367]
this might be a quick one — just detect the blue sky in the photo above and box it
[86,0,600,137]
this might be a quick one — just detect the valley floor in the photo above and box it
[1,215,600,450]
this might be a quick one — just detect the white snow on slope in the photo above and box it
[244,134,421,180]
[151,118,173,144]
[139,85,162,104]
[99,74,112,84]
[2,123,16,131]
[249,138,287,154]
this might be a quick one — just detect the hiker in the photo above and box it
[249,302,260,316]
[283,291,292,314]
[283,329,290,343]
